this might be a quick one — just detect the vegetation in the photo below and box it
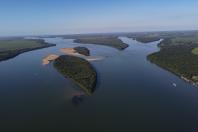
[54,55,97,95]
[134,35,161,43]
[192,47,198,55]
[123,30,198,43]
[74,46,90,56]
[0,39,55,61]
[61,30,198,44]
[74,37,129,50]
[148,36,198,84]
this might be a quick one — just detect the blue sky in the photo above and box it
[0,0,198,36]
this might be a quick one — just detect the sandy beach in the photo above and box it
[60,48,78,55]
[60,48,104,62]
[43,48,104,65]
[42,54,59,65]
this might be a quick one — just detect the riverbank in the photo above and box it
[42,54,59,65]
[148,37,198,86]
[0,39,56,62]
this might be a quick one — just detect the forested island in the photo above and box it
[0,39,55,62]
[74,37,129,50]
[54,55,97,95]
[134,36,161,43]
[43,46,97,94]
[148,36,198,85]
[74,46,90,56]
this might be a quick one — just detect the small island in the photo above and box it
[60,47,90,56]
[134,36,161,43]
[42,46,99,94]
[54,55,97,95]
[74,46,90,56]
[148,36,198,85]
[0,39,56,62]
[74,37,129,50]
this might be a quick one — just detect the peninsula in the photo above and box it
[148,36,198,85]
[74,37,129,50]
[0,39,56,62]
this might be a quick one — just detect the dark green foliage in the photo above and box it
[54,55,97,95]
[126,30,198,43]
[74,46,90,56]
[0,50,19,61]
[0,39,55,62]
[135,36,161,43]
[74,37,129,50]
[148,37,198,83]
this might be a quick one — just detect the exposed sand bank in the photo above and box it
[86,56,104,62]
[60,48,104,62]
[42,54,59,65]
[60,48,78,55]
[42,48,104,65]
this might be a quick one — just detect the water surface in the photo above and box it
[0,37,198,131]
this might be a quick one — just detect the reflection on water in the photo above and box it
[72,92,85,105]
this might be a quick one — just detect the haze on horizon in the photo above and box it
[0,0,198,36]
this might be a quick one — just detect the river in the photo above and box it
[0,37,198,131]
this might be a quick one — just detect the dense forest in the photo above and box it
[148,36,198,84]
[74,46,90,56]
[74,37,129,50]
[54,55,97,95]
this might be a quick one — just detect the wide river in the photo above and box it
[0,37,198,131]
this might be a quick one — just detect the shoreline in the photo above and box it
[148,59,198,87]
[42,54,59,65]
[60,48,103,62]
[181,76,198,86]
[43,47,104,65]
[0,43,56,62]
[147,37,198,87]
[73,37,129,50]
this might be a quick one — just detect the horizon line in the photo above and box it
[1,29,198,38]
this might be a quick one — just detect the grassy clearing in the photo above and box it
[0,39,48,51]
[172,37,198,44]
[192,47,198,55]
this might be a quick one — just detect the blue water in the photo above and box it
[0,37,198,131]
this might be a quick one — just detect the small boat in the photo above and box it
[172,83,177,87]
